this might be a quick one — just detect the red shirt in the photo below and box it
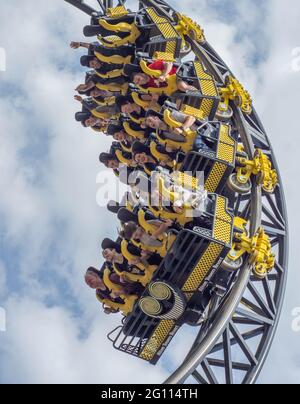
[143,60,178,88]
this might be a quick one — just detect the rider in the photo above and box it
[129,59,197,92]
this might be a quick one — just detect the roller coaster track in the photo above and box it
[65,0,289,384]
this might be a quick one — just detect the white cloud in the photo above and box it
[0,297,168,384]
[0,261,7,297]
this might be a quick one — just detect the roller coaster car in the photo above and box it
[108,194,234,364]
[135,7,182,61]
[180,122,238,194]
[96,6,182,60]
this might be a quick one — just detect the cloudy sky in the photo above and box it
[0,0,299,384]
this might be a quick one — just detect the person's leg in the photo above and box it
[177,79,198,92]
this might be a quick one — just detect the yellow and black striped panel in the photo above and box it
[219,124,235,147]
[181,104,204,119]
[106,5,128,18]
[215,196,232,223]
[200,79,218,98]
[139,320,176,361]
[217,142,235,164]
[175,172,199,190]
[194,61,212,80]
[154,51,176,62]
[146,8,179,39]
[213,196,233,244]
[213,219,232,244]
[194,61,219,97]
[216,125,236,164]
[200,99,215,118]
[182,242,223,293]
[205,162,227,193]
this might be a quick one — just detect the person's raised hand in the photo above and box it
[70,41,80,49]
[75,84,87,92]
[74,95,83,102]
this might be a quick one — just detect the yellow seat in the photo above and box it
[94,50,132,66]
[91,125,108,133]
[112,261,152,288]
[154,109,197,153]
[97,267,139,316]
[103,267,124,294]
[99,19,135,33]
[128,113,145,125]
[140,59,162,78]
[123,121,147,141]
[98,25,141,48]
[95,68,124,80]
[118,240,158,286]
[131,231,176,258]
[96,292,138,316]
[163,109,183,129]
[157,176,183,206]
[147,174,198,226]
[125,195,136,212]
[135,61,178,96]
[120,142,132,153]
[157,175,197,210]
[91,109,111,119]
[150,142,176,169]
[93,96,116,107]
[137,209,162,237]
[131,92,161,111]
[142,165,154,177]
[131,209,176,257]
[115,149,132,166]
[96,82,129,95]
